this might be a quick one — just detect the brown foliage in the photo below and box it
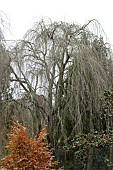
[1,122,54,170]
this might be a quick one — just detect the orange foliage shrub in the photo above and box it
[1,122,54,170]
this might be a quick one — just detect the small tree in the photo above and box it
[1,122,54,170]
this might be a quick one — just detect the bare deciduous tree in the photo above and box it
[7,19,113,146]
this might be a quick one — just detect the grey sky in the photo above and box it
[0,0,113,45]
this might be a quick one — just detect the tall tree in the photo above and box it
[9,19,113,146]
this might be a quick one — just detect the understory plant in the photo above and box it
[64,130,113,162]
[0,122,62,170]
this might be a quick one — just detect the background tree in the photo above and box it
[0,12,11,158]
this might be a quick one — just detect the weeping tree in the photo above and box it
[9,19,113,146]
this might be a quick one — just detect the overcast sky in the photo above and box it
[0,0,113,46]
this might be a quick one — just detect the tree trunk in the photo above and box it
[86,147,93,170]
